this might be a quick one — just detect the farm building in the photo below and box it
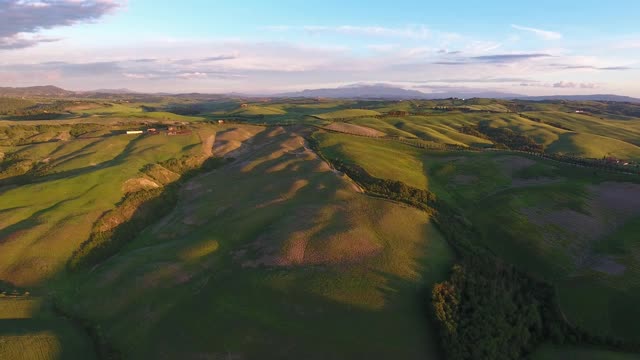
[218,120,225,124]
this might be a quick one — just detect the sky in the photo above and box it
[1,0,640,96]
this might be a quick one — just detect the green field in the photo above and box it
[53,126,453,359]
[0,296,95,360]
[0,123,454,359]
[312,131,640,344]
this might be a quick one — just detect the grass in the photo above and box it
[0,123,454,359]
[3,97,640,358]
[50,126,454,359]
[315,109,382,120]
[313,132,428,189]
[0,124,220,287]
[0,297,96,360]
[532,344,640,360]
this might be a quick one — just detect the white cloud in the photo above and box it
[177,72,208,80]
[552,81,598,88]
[511,24,562,40]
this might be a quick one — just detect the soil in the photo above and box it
[122,177,160,193]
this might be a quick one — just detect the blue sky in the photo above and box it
[1,0,640,95]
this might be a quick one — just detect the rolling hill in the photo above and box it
[1,96,640,359]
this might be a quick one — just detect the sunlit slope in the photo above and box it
[62,126,454,359]
[329,111,640,160]
[0,296,95,360]
[0,125,225,286]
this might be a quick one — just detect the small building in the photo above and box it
[126,130,144,135]
[217,120,225,124]
[240,103,249,108]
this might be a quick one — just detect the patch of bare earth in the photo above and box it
[54,131,71,141]
[213,126,264,158]
[200,133,216,157]
[122,177,160,193]
[324,122,386,137]
[143,164,180,185]
[520,182,640,275]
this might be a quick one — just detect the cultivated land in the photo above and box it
[1,94,640,359]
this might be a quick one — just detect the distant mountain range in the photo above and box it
[515,94,640,103]
[277,84,432,99]
[85,88,138,94]
[276,84,640,102]
[1,84,639,103]
[276,84,524,100]
[0,85,75,97]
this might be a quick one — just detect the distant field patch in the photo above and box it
[315,109,381,120]
[324,122,386,137]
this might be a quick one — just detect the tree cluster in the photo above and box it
[460,124,544,152]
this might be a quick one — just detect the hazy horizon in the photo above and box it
[1,0,639,96]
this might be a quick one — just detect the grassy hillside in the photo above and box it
[3,97,640,359]
[0,123,453,359]
[51,126,454,359]
[0,128,212,286]
[315,109,382,120]
[313,131,640,346]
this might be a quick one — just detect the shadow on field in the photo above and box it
[0,134,146,188]
[0,282,97,360]
[0,188,97,245]
[2,125,448,359]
